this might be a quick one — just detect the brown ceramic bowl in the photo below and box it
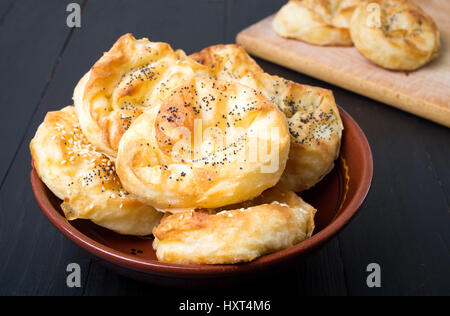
[31,107,372,287]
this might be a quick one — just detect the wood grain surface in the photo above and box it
[236,0,450,127]
[0,0,449,296]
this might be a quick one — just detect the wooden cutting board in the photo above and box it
[236,0,450,127]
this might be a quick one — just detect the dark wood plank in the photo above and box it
[327,79,449,296]
[0,0,89,296]
[422,128,450,214]
[295,238,348,296]
[332,89,450,296]
[0,0,74,184]
[71,0,226,63]
[0,0,14,25]
[224,0,286,43]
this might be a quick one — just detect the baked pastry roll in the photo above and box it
[116,77,291,209]
[153,188,316,264]
[350,0,440,71]
[191,45,343,192]
[273,0,361,46]
[30,106,162,236]
[73,33,209,158]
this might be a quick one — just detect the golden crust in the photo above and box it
[116,77,291,209]
[191,45,343,192]
[272,0,361,46]
[153,188,316,264]
[350,0,440,71]
[190,44,264,79]
[30,106,162,236]
[73,33,209,157]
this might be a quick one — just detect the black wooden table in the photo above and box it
[1,0,449,296]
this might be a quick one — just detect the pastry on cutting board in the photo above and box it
[350,0,440,71]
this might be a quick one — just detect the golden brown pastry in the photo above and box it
[273,0,361,46]
[116,77,291,209]
[73,33,209,158]
[350,0,440,71]
[153,188,316,264]
[30,106,162,236]
[191,45,343,192]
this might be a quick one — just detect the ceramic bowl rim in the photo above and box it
[30,106,373,278]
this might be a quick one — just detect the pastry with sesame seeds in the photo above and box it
[191,45,343,192]
[73,33,209,158]
[30,106,162,236]
[152,187,316,264]
[116,77,291,209]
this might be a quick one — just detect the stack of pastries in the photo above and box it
[30,34,343,265]
[273,0,440,71]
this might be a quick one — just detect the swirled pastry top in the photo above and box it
[191,45,343,192]
[273,0,361,46]
[73,33,209,157]
[30,106,162,236]
[350,0,440,71]
[153,188,316,264]
[116,77,291,209]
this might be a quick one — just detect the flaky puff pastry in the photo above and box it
[191,45,343,192]
[153,188,316,264]
[73,33,209,158]
[116,77,291,209]
[30,106,162,236]
[273,0,361,46]
[350,0,440,71]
